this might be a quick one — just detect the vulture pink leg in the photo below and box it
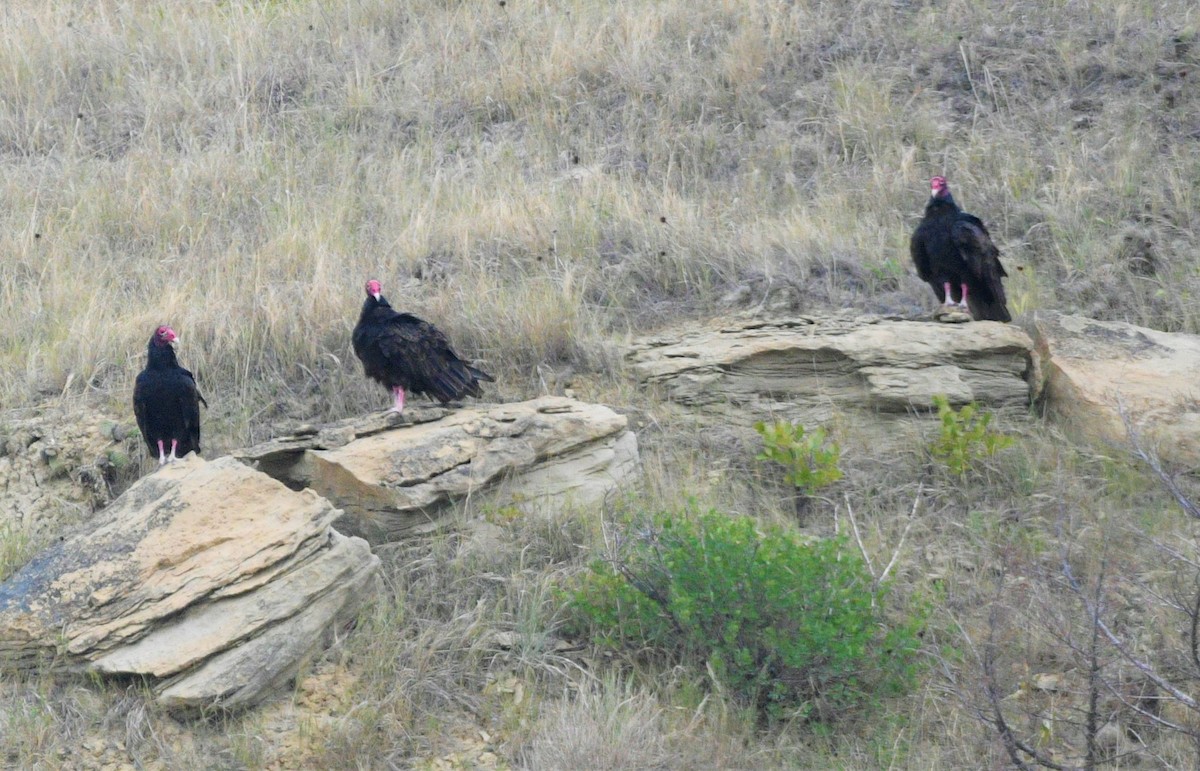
[156,439,167,466]
[391,386,406,414]
[958,283,970,310]
[168,439,180,463]
[942,281,956,307]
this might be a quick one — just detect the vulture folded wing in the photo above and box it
[133,378,152,447]
[910,231,934,283]
[953,215,1011,322]
[373,315,430,385]
[951,216,1005,278]
[180,372,205,448]
[181,367,208,408]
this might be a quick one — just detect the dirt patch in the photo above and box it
[0,405,141,542]
[258,662,359,771]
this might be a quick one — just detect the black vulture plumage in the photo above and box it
[352,279,494,413]
[910,176,1011,322]
[133,325,207,465]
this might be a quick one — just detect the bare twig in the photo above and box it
[878,482,922,586]
[1098,676,1190,735]
[982,653,1075,770]
[978,603,1077,770]
[843,494,876,580]
[951,576,1077,770]
[1061,553,1200,713]
[1117,397,1200,519]
[1193,587,1200,680]
[1084,554,1105,770]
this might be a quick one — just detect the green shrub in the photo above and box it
[564,509,924,722]
[753,420,843,495]
[929,394,1013,477]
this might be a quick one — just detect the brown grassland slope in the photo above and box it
[2,0,1200,768]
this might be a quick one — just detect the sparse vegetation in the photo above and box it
[928,394,1014,478]
[1,0,1199,767]
[0,523,33,585]
[754,420,844,496]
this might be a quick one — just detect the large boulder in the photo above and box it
[236,397,640,543]
[626,313,1038,425]
[0,454,378,713]
[1030,311,1200,468]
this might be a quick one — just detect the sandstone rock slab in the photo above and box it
[1031,311,1200,468]
[0,454,378,713]
[626,313,1037,424]
[236,397,640,543]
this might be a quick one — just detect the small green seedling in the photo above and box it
[753,420,843,494]
[929,394,1013,477]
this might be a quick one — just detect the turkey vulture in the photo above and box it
[352,279,494,413]
[133,325,207,465]
[910,176,1011,322]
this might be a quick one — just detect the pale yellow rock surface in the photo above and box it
[627,313,1037,424]
[0,454,378,712]
[1031,311,1200,467]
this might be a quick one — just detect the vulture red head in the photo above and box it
[365,279,382,301]
[930,176,950,199]
[153,325,178,347]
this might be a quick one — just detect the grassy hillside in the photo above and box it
[2,0,1200,768]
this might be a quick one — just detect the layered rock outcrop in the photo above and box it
[0,395,641,713]
[237,397,640,543]
[1031,311,1200,467]
[0,455,378,713]
[627,313,1038,424]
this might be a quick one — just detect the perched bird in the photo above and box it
[133,325,207,465]
[352,279,494,414]
[910,176,1011,322]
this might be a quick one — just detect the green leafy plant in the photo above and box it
[929,394,1014,477]
[753,420,843,495]
[564,509,925,722]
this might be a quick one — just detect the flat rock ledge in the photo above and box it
[627,313,1038,424]
[236,396,640,544]
[0,454,378,714]
[1030,311,1200,468]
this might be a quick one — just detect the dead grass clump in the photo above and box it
[518,678,671,771]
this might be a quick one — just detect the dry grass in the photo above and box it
[2,0,1200,767]
[0,0,1195,436]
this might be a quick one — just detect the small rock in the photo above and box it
[1031,673,1066,692]
[0,406,142,541]
[933,307,972,323]
[491,631,519,649]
